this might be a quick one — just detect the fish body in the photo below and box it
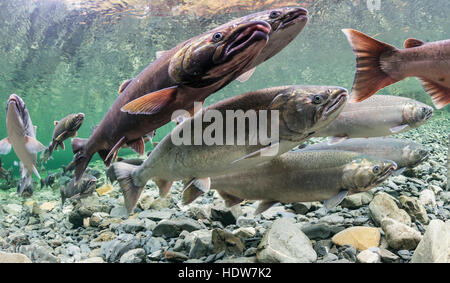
[298,137,429,170]
[17,162,33,197]
[40,173,56,189]
[342,29,450,108]
[112,85,348,212]
[314,95,433,143]
[0,94,45,196]
[202,150,396,214]
[60,174,97,205]
[71,8,309,183]
[40,113,85,163]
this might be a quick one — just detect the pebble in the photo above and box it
[356,249,380,263]
[212,228,244,256]
[369,192,411,226]
[331,226,380,251]
[101,233,140,263]
[0,251,32,263]
[411,219,449,263]
[152,217,203,238]
[398,195,429,224]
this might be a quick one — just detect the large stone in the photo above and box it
[419,189,437,208]
[39,202,55,212]
[318,213,344,225]
[341,192,374,209]
[137,209,174,221]
[137,192,155,210]
[257,218,317,263]
[3,203,22,215]
[18,242,58,263]
[185,229,212,259]
[119,248,146,263]
[152,217,203,238]
[210,202,242,226]
[398,195,429,224]
[369,193,411,226]
[212,228,244,256]
[331,226,380,251]
[291,202,311,215]
[0,251,32,263]
[381,218,422,250]
[109,206,129,219]
[77,257,104,263]
[411,220,450,263]
[101,234,140,263]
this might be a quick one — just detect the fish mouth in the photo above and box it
[280,8,308,29]
[324,89,348,116]
[224,21,271,59]
[424,110,433,120]
[374,162,397,186]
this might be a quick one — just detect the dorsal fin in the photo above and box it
[118,79,133,94]
[404,38,425,48]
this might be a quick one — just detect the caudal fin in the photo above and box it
[113,162,145,214]
[342,29,398,102]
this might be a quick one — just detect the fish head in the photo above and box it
[403,101,433,128]
[69,113,85,131]
[271,86,348,139]
[402,144,429,167]
[169,20,271,86]
[6,94,29,130]
[82,175,97,190]
[343,155,397,193]
[242,7,308,63]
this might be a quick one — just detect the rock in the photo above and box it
[378,247,400,263]
[291,202,311,215]
[0,251,32,263]
[398,195,429,224]
[152,217,203,238]
[257,218,317,263]
[93,231,116,244]
[150,197,172,210]
[110,206,129,219]
[260,205,286,220]
[7,232,30,246]
[116,218,146,233]
[142,237,165,255]
[3,203,22,215]
[96,184,113,196]
[381,218,422,250]
[318,213,344,225]
[90,212,110,227]
[186,230,212,259]
[210,202,242,226]
[39,202,55,212]
[147,250,163,261]
[137,192,154,210]
[411,219,450,263]
[164,250,188,262]
[341,191,374,209]
[357,249,380,263]
[340,245,357,262]
[322,253,339,262]
[187,205,209,220]
[331,226,380,251]
[232,227,256,241]
[77,257,104,263]
[18,242,58,263]
[301,223,344,240]
[236,216,256,228]
[419,189,437,208]
[212,228,244,256]
[137,209,174,221]
[101,234,140,263]
[215,256,257,263]
[120,248,146,263]
[369,192,411,226]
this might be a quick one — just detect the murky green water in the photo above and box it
[0,0,449,177]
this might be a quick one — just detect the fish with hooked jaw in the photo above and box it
[111,85,348,213]
[342,29,450,109]
[189,150,397,214]
[313,95,433,144]
[71,7,309,184]
[0,94,45,196]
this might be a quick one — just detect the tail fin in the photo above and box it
[113,162,144,214]
[342,29,398,102]
[71,138,88,154]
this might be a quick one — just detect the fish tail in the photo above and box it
[112,162,144,214]
[341,29,399,102]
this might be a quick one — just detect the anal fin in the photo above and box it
[154,178,173,198]
[128,137,145,156]
[217,191,244,207]
[181,177,210,205]
[255,200,278,215]
[418,77,450,109]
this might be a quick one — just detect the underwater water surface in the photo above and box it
[0,0,448,174]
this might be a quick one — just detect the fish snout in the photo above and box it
[225,20,271,58]
[323,88,348,116]
[280,7,308,28]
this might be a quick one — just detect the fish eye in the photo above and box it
[421,107,427,113]
[312,95,323,104]
[212,32,224,42]
[269,11,281,19]
[372,165,381,174]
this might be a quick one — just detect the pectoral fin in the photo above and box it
[236,67,255,83]
[255,200,278,215]
[121,86,178,115]
[154,178,173,198]
[389,124,408,133]
[105,136,126,165]
[54,121,58,126]
[55,131,68,141]
[0,138,11,154]
[328,136,348,145]
[231,143,280,164]
[25,136,46,154]
[323,190,348,211]
[217,191,244,207]
[128,138,145,156]
[32,165,41,179]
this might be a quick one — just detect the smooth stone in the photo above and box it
[318,213,344,225]
[0,251,32,263]
[18,242,58,263]
[152,217,203,238]
[419,189,437,208]
[341,192,374,209]
[164,250,188,262]
[101,234,140,263]
[119,248,146,263]
[3,204,22,215]
[378,247,400,263]
[212,228,244,256]
[356,249,380,263]
[398,195,429,224]
[369,192,411,226]
[77,257,104,263]
[291,202,311,215]
[301,223,344,240]
[331,226,380,251]
[186,229,212,259]
[116,218,146,233]
[232,227,256,240]
[257,218,316,263]
[110,206,129,219]
[411,219,450,263]
[381,218,422,250]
